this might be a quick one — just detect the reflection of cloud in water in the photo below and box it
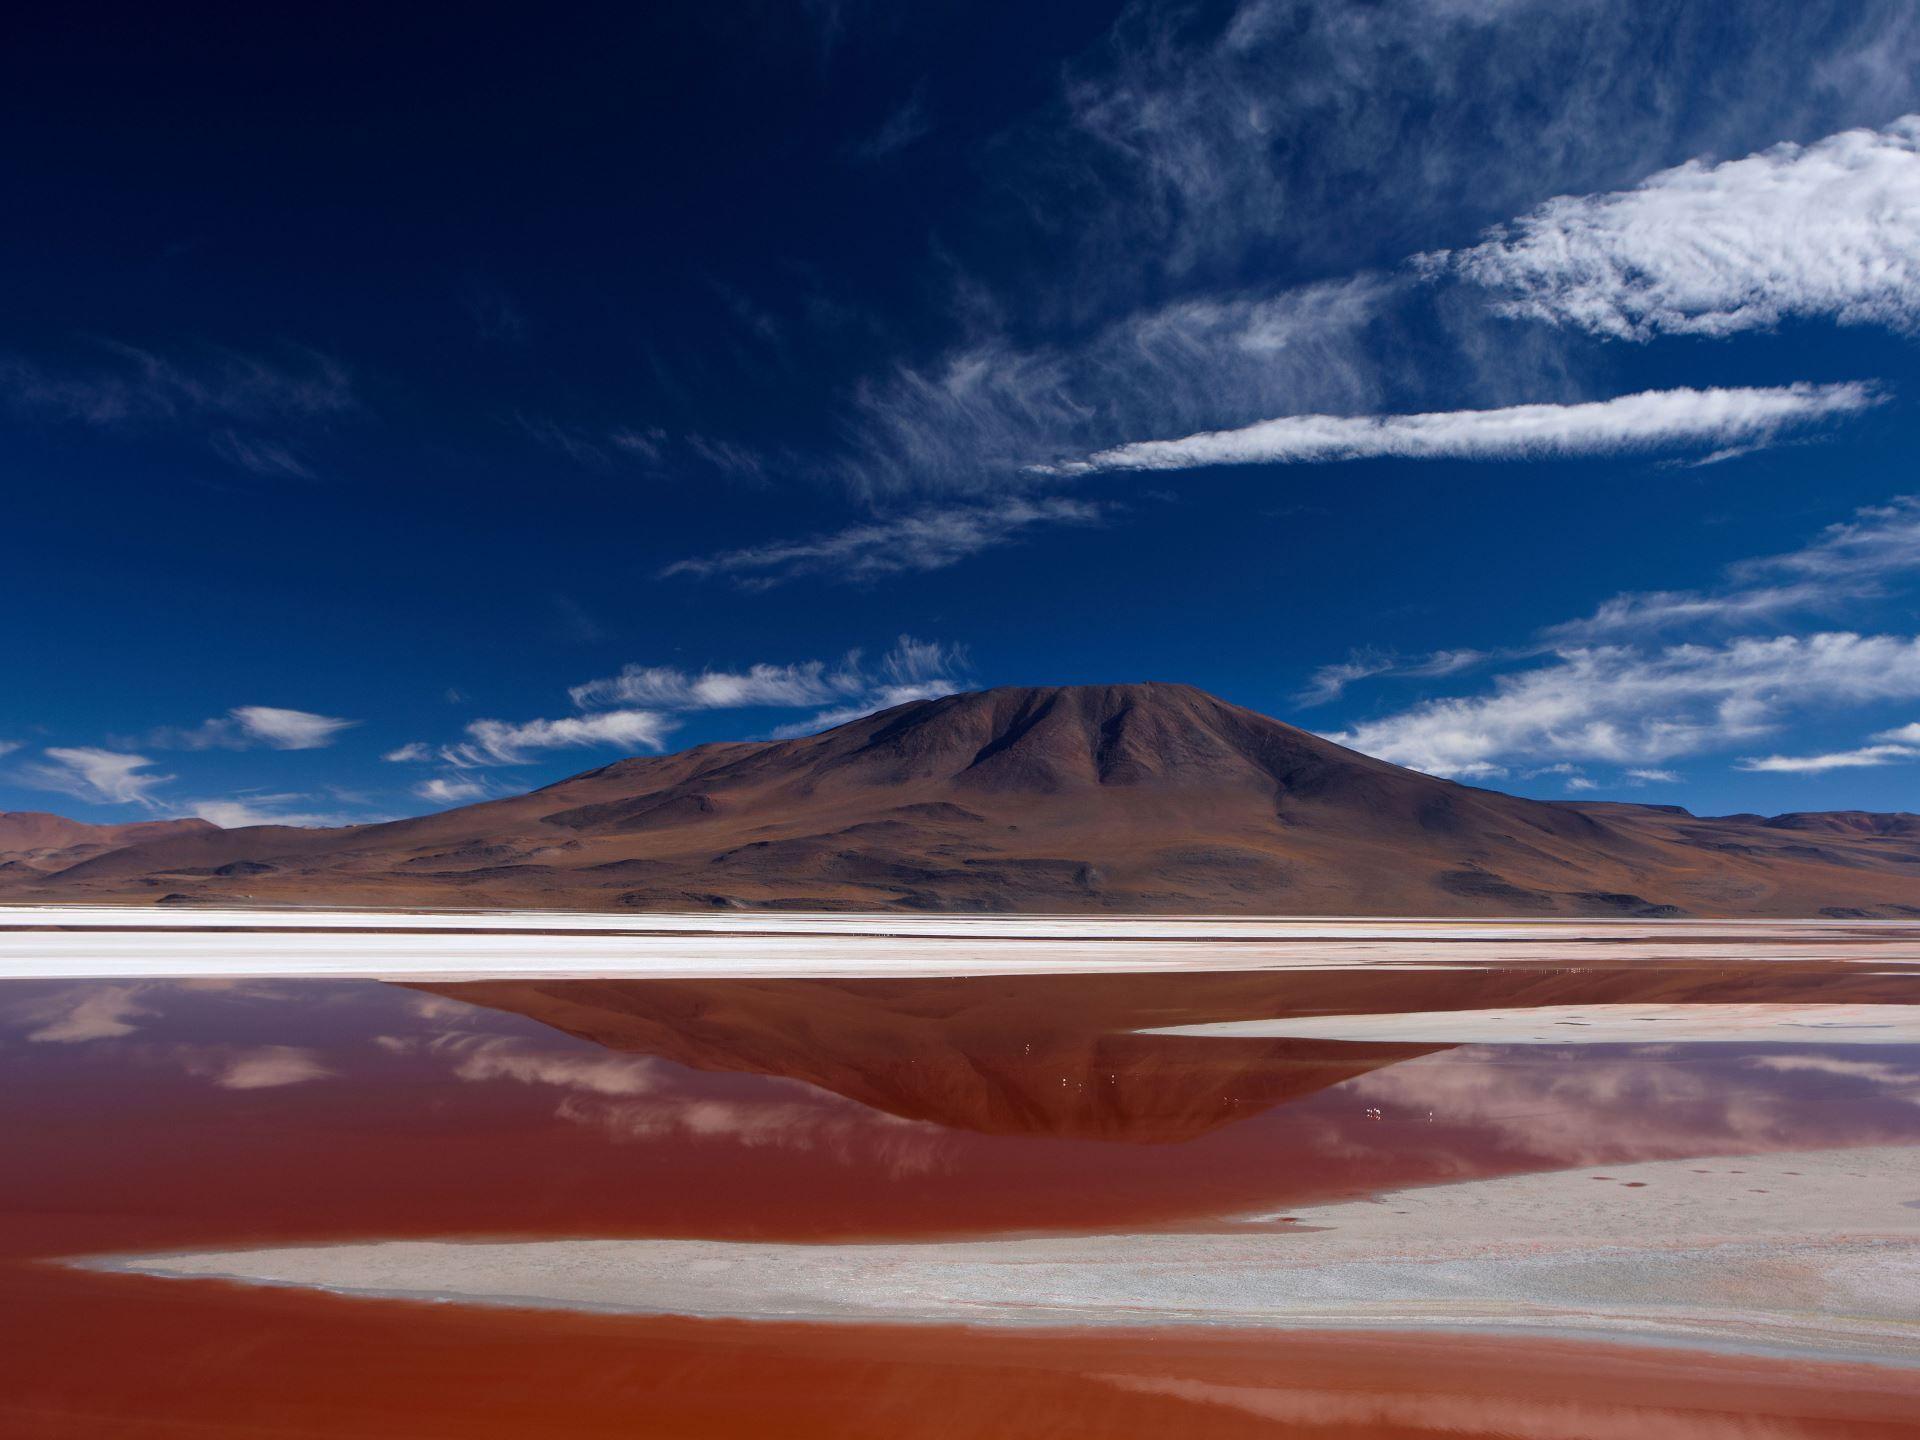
[410,994,480,1026]
[1746,1053,1920,1097]
[432,1033,662,1097]
[557,1093,949,1177]
[1336,1044,1920,1169]
[428,1027,950,1175]
[175,1044,337,1090]
[15,984,151,1043]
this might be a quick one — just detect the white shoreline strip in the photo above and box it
[5,909,1920,980]
[1141,1004,1920,1045]
[12,905,1920,937]
[83,1146,1920,1364]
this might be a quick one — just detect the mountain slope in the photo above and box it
[0,812,217,877]
[7,683,1920,915]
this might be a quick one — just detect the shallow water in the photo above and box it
[4,950,1920,1436]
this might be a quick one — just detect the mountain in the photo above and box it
[6,683,1920,915]
[0,812,217,878]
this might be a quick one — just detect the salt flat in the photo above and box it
[5,906,1920,980]
[86,1145,1920,1363]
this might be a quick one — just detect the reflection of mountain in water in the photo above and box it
[410,961,1920,1144]
[411,975,1442,1143]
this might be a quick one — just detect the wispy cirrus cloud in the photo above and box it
[390,638,966,777]
[662,497,1103,587]
[1735,743,1920,774]
[1548,496,1920,644]
[514,413,667,471]
[451,711,677,766]
[15,747,172,807]
[183,793,358,828]
[1435,116,1920,339]
[568,636,969,740]
[1296,649,1489,707]
[1736,721,1920,774]
[1328,632,1920,779]
[821,0,1920,503]
[1,341,357,477]
[152,705,358,752]
[1,342,355,426]
[570,660,861,711]
[1038,0,1920,308]
[1038,384,1881,476]
[414,776,491,805]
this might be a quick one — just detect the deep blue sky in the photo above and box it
[8,0,1920,826]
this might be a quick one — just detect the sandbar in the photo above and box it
[83,1144,1920,1363]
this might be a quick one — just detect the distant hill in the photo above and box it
[7,683,1920,916]
[0,812,217,879]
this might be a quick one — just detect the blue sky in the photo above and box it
[8,0,1920,826]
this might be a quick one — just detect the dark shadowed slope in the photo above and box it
[7,684,1920,915]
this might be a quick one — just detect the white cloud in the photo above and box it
[1736,743,1920,774]
[1437,116,1920,338]
[661,497,1103,587]
[570,637,970,742]
[1328,632,1920,777]
[769,683,957,738]
[1047,0,1920,301]
[400,639,966,771]
[229,706,357,750]
[155,705,357,751]
[1626,768,1681,783]
[186,795,348,828]
[0,740,18,759]
[570,660,862,711]
[415,776,490,805]
[446,709,676,766]
[1876,722,1920,744]
[17,747,171,806]
[1040,384,1880,475]
[772,637,970,736]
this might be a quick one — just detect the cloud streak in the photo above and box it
[1328,632,1920,778]
[451,710,677,766]
[1041,384,1881,475]
[16,747,171,807]
[662,497,1103,587]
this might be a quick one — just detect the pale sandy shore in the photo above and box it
[84,1146,1920,1364]
[6,906,1920,979]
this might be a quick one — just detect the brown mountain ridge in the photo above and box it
[6,682,1920,916]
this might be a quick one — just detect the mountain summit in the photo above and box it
[8,683,1919,915]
